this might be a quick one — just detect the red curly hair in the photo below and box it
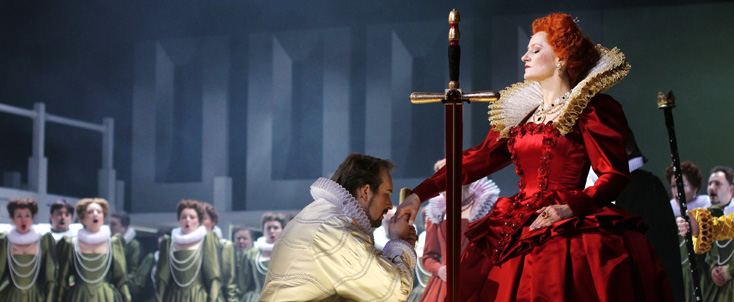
[532,13,599,86]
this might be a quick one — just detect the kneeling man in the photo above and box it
[260,153,418,301]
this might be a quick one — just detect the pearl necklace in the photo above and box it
[531,91,571,124]
[169,236,204,288]
[72,238,113,284]
[7,240,42,290]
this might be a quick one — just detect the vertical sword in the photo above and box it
[409,10,499,301]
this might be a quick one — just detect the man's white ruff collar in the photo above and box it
[310,177,373,237]
[255,236,274,252]
[78,225,111,244]
[488,45,631,138]
[122,227,136,243]
[7,225,42,245]
[171,226,207,245]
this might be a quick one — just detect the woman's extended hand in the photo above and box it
[395,193,421,225]
[529,204,573,231]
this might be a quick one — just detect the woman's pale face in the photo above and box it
[521,32,559,82]
[263,221,283,244]
[12,208,34,234]
[179,208,200,234]
[671,175,699,205]
[81,203,105,232]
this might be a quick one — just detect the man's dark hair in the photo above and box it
[110,211,131,227]
[331,153,395,197]
[260,212,287,229]
[711,166,734,185]
[50,199,74,216]
[665,161,703,192]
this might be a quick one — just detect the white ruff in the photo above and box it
[489,45,630,137]
[7,226,42,245]
[171,226,207,245]
[77,225,111,244]
[310,177,373,238]
[426,178,501,224]
[213,225,223,239]
[122,227,136,243]
[254,236,274,252]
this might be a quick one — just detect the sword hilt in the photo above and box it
[410,90,500,104]
[448,9,460,89]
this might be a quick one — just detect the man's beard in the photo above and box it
[365,196,385,228]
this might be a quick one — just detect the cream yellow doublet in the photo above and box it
[260,178,416,302]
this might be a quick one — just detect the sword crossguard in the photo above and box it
[410,90,500,104]
[657,90,676,109]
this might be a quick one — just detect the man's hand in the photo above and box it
[676,212,700,236]
[712,266,731,286]
[437,265,447,282]
[388,214,418,247]
[395,193,420,225]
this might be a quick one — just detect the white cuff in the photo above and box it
[382,239,417,271]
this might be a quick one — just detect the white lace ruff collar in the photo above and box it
[7,225,42,245]
[77,225,111,244]
[255,236,274,252]
[310,177,372,236]
[171,226,207,245]
[489,45,630,138]
[122,227,136,243]
[427,177,501,224]
[213,226,223,239]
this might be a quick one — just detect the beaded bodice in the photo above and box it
[508,122,588,198]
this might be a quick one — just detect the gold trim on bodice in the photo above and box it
[489,45,631,138]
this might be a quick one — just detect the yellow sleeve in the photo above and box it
[692,208,734,253]
[313,218,416,301]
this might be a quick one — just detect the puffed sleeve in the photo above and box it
[111,235,132,302]
[125,238,142,277]
[56,237,73,302]
[569,94,630,216]
[412,126,512,203]
[155,235,172,302]
[0,235,6,293]
[421,220,443,276]
[235,247,256,298]
[128,253,155,298]
[41,233,58,302]
[313,216,416,301]
[202,232,222,302]
[218,240,238,302]
[691,208,734,254]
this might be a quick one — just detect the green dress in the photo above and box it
[237,247,268,302]
[57,235,131,302]
[157,231,221,302]
[0,232,57,302]
[128,253,156,302]
[217,239,237,302]
[123,237,142,278]
[703,236,734,301]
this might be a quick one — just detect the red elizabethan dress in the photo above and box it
[411,46,673,301]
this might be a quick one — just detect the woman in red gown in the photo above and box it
[420,160,500,302]
[397,13,673,301]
